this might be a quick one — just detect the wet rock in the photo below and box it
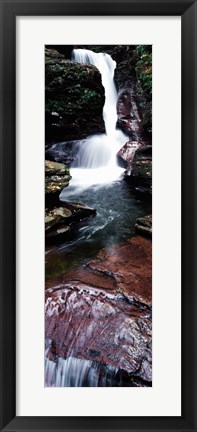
[125,145,152,195]
[45,160,69,175]
[135,214,152,238]
[45,48,105,143]
[45,160,72,209]
[45,235,152,385]
[132,159,152,179]
[47,235,152,305]
[116,86,144,139]
[45,202,96,240]
[133,145,152,165]
[117,140,142,170]
[87,236,152,307]
[45,140,80,166]
[45,174,72,194]
[45,283,152,385]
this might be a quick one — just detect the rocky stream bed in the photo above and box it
[45,45,152,387]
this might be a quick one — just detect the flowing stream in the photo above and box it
[45,49,151,386]
[46,49,149,279]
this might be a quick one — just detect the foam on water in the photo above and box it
[69,48,127,190]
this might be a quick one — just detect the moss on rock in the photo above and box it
[45,49,105,142]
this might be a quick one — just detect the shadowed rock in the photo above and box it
[125,145,152,195]
[135,214,152,238]
[45,48,105,142]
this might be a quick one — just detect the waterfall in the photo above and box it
[45,339,118,387]
[62,48,127,192]
[45,355,118,387]
[72,48,118,141]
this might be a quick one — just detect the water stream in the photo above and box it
[46,49,150,279]
[45,49,151,386]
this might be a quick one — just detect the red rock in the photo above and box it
[45,284,152,381]
[45,236,152,384]
[117,140,142,171]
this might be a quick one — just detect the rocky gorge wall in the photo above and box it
[45,48,105,143]
[45,45,152,144]
[45,45,152,387]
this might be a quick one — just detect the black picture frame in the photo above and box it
[0,0,196,431]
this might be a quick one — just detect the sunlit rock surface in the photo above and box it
[45,160,71,195]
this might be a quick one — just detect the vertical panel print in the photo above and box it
[45,45,152,387]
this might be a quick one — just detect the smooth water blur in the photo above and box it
[72,130,127,172]
[72,49,118,139]
[45,178,151,279]
[45,49,151,280]
[71,48,128,173]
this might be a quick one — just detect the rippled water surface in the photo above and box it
[45,175,151,279]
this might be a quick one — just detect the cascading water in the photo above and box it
[72,49,118,143]
[66,48,127,191]
[45,349,118,387]
[45,49,151,387]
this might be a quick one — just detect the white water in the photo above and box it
[45,356,118,387]
[72,48,118,140]
[67,49,127,191]
[45,339,118,387]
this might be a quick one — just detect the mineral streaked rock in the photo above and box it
[45,282,152,383]
[45,235,152,385]
[117,140,142,171]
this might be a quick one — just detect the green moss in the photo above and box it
[134,46,152,133]
[45,99,64,113]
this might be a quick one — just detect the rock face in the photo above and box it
[46,45,152,141]
[45,48,105,143]
[117,140,142,171]
[45,236,152,386]
[135,214,152,238]
[45,160,71,195]
[45,160,72,208]
[45,140,80,167]
[45,160,96,239]
[125,145,152,195]
[45,202,96,240]
[116,86,145,139]
[113,45,152,137]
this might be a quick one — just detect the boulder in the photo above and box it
[125,145,152,195]
[45,48,105,143]
[117,140,142,170]
[45,160,69,175]
[45,160,72,208]
[45,202,96,240]
[135,214,152,238]
[45,140,80,166]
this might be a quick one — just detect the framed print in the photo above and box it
[0,0,196,431]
